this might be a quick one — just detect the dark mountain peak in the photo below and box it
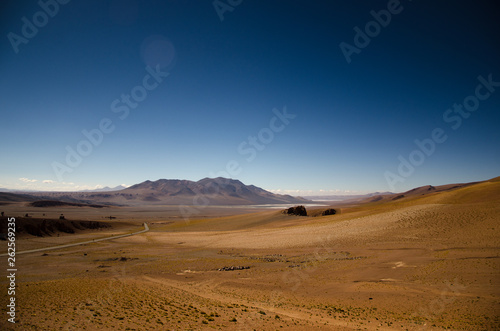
[129,179,192,190]
[119,177,310,205]
[128,180,153,189]
[197,177,244,186]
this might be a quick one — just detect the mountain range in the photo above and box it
[3,177,494,207]
[114,177,311,205]
[2,178,311,206]
[77,185,129,192]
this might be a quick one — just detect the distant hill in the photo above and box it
[77,185,129,192]
[305,192,392,202]
[1,178,311,206]
[30,200,105,208]
[358,182,482,204]
[119,177,310,205]
[0,192,37,204]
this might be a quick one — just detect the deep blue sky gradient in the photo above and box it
[1,0,499,194]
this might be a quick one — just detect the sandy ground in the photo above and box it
[0,181,499,330]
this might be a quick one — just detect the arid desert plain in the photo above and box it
[1,177,499,330]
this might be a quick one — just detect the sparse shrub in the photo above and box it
[322,208,337,216]
[283,205,307,216]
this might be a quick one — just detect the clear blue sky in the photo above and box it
[1,0,499,194]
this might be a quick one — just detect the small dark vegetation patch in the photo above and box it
[217,266,250,271]
[392,194,405,201]
[94,256,136,262]
[322,208,337,216]
[283,205,307,216]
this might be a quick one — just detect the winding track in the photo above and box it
[1,222,149,256]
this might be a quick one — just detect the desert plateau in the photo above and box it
[0,176,499,330]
